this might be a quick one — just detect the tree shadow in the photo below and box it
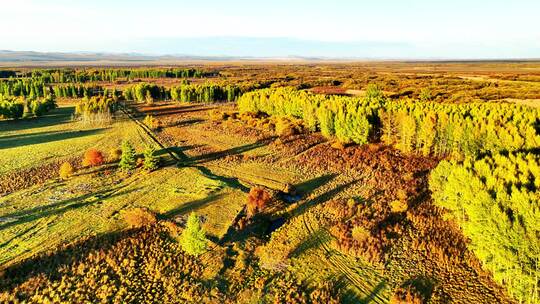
[165,118,204,128]
[183,139,272,166]
[290,227,329,258]
[134,104,215,118]
[335,275,364,304]
[155,146,201,166]
[193,165,249,192]
[0,128,105,150]
[360,280,388,304]
[0,185,140,233]
[401,275,436,302]
[0,106,74,133]
[220,214,270,244]
[293,174,337,195]
[290,176,356,217]
[161,193,224,219]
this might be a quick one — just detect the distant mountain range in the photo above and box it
[0,50,269,63]
[0,47,538,65]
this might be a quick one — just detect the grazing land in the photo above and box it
[0,62,539,303]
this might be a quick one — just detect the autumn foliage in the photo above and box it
[58,162,74,179]
[246,187,271,217]
[82,149,104,167]
[123,208,157,228]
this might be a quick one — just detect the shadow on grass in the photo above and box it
[194,165,249,192]
[0,128,105,150]
[0,185,139,233]
[294,174,337,195]
[335,274,388,304]
[0,106,74,133]
[290,228,330,258]
[145,106,217,118]
[221,214,270,244]
[159,146,196,163]
[361,280,388,304]
[292,179,357,217]
[184,139,272,166]
[162,193,224,219]
[166,118,205,128]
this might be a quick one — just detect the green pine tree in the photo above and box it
[119,140,136,171]
[180,212,208,256]
[143,145,159,171]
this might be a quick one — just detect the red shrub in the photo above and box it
[246,187,271,217]
[82,149,104,167]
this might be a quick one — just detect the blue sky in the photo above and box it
[1,0,539,58]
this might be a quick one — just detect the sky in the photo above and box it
[1,0,539,59]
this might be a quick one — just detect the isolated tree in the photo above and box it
[180,212,208,256]
[119,140,136,171]
[143,145,159,171]
[246,187,271,217]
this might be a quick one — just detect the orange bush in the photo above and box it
[82,149,104,167]
[246,187,271,217]
[123,208,157,228]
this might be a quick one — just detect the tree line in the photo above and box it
[380,100,540,158]
[74,96,118,116]
[52,84,103,98]
[121,82,245,103]
[238,87,540,157]
[0,78,48,98]
[430,153,540,304]
[24,68,216,83]
[170,83,242,103]
[0,94,56,119]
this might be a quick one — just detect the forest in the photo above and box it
[1,63,540,304]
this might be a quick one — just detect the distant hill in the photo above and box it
[0,50,234,63]
[0,50,319,66]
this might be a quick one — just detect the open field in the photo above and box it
[1,63,539,303]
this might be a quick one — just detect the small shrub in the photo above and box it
[59,162,74,179]
[351,226,370,242]
[208,109,227,121]
[123,208,157,228]
[119,140,136,171]
[161,221,181,238]
[108,148,122,162]
[82,149,104,167]
[143,145,159,171]
[331,141,347,150]
[180,212,208,256]
[396,188,408,202]
[143,115,159,130]
[275,117,298,137]
[390,200,408,213]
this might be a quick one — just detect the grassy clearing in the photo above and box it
[0,105,149,175]
[0,161,245,268]
[0,104,247,268]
